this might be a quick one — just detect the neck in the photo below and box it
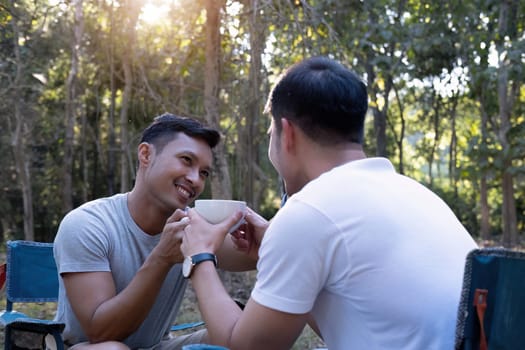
[303,142,366,185]
[127,186,171,235]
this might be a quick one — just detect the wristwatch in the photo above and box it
[182,253,218,278]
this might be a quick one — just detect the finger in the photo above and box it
[187,207,234,229]
[174,229,185,240]
[220,210,244,232]
[230,229,246,240]
[164,216,190,235]
[230,235,249,251]
[182,224,190,238]
[229,220,248,237]
[230,232,247,243]
[166,208,188,223]
[245,207,263,220]
[187,208,241,234]
[172,216,190,228]
[186,208,204,222]
[244,209,263,226]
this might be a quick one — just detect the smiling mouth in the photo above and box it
[175,184,195,199]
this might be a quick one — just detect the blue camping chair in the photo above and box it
[0,240,204,350]
[0,240,64,350]
[455,247,525,350]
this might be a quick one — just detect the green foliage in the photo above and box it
[431,182,481,237]
[0,0,524,245]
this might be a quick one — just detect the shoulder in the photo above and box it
[61,193,127,224]
[262,200,340,254]
[55,194,128,248]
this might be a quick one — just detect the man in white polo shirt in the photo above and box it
[181,56,478,350]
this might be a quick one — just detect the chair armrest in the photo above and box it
[0,311,65,334]
[7,319,65,334]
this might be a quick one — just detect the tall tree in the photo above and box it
[478,94,492,241]
[495,0,521,246]
[238,0,267,207]
[119,0,143,192]
[203,0,232,199]
[107,0,117,195]
[63,0,84,214]
[7,0,35,240]
[456,0,499,241]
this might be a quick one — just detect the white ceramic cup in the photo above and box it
[194,199,247,233]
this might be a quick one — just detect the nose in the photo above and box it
[185,167,201,185]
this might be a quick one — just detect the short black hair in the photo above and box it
[140,113,220,153]
[266,56,368,145]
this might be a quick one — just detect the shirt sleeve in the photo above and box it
[54,206,112,274]
[251,200,340,314]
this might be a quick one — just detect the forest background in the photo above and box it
[1,0,524,249]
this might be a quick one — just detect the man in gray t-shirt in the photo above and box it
[54,114,254,349]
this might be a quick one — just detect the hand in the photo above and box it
[230,207,268,261]
[182,208,243,257]
[152,209,190,265]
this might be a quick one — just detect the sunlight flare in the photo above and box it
[139,0,175,25]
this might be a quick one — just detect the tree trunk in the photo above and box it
[81,109,89,202]
[501,169,517,247]
[498,70,518,247]
[392,82,405,174]
[365,63,388,157]
[447,93,459,197]
[9,4,34,240]
[239,0,266,207]
[203,0,231,199]
[119,0,141,192]
[496,0,518,247]
[12,108,34,242]
[120,59,132,192]
[425,88,441,187]
[107,1,116,194]
[479,98,490,241]
[63,0,83,213]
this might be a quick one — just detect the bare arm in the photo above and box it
[63,254,172,342]
[190,261,308,349]
[182,209,307,349]
[63,210,188,342]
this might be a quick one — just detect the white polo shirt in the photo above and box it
[252,158,477,350]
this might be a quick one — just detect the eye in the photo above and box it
[181,155,192,164]
[200,170,210,178]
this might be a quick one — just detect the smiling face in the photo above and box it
[139,132,213,214]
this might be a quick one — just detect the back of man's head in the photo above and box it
[140,113,220,154]
[267,56,368,145]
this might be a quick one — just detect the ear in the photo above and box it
[137,143,153,167]
[280,118,296,153]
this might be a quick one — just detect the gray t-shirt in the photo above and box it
[54,193,187,348]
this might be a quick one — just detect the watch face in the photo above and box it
[182,256,192,278]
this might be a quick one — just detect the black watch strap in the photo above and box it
[183,252,218,278]
[192,253,217,266]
